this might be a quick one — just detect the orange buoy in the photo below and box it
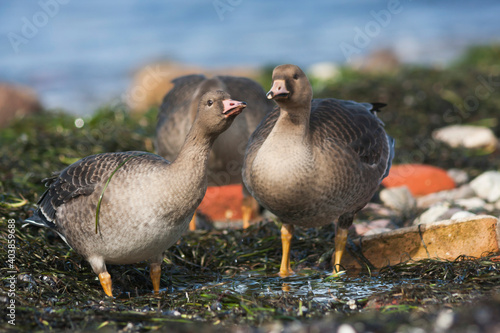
[382,164,456,196]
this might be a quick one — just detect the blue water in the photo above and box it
[1,0,499,115]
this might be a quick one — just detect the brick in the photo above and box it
[342,215,500,270]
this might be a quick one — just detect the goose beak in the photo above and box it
[266,79,289,100]
[222,99,247,117]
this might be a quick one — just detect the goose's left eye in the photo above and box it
[293,74,299,80]
[207,100,213,106]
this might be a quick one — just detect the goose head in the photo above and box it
[266,64,313,110]
[196,90,247,135]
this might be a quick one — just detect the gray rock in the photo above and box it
[413,202,450,225]
[470,171,500,202]
[380,186,416,216]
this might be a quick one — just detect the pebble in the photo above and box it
[338,324,357,333]
[413,203,450,225]
[416,184,476,208]
[447,168,469,186]
[434,309,455,331]
[379,186,416,216]
[450,211,476,220]
[432,125,498,150]
[455,197,487,210]
[470,171,500,202]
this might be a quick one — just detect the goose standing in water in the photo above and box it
[156,75,274,229]
[243,64,395,277]
[25,91,246,296]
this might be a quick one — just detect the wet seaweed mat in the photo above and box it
[2,218,500,332]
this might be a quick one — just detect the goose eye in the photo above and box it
[207,100,213,107]
[293,74,299,80]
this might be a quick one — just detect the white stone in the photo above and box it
[470,171,500,202]
[413,203,450,225]
[416,184,476,209]
[380,186,416,216]
[337,324,356,333]
[432,125,498,150]
[450,211,476,220]
[455,197,486,210]
[434,309,455,331]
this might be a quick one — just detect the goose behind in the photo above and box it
[156,75,274,228]
[25,90,247,296]
[243,64,395,277]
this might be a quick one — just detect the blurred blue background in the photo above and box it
[1,0,500,114]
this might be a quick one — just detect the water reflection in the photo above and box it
[202,270,403,305]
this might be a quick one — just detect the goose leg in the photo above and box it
[333,228,348,273]
[333,213,354,273]
[98,272,113,297]
[241,186,258,229]
[189,211,197,231]
[89,256,113,297]
[150,255,163,294]
[241,196,258,229]
[279,223,295,277]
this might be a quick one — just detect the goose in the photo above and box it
[25,90,246,296]
[242,64,395,277]
[156,75,274,229]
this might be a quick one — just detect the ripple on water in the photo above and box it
[209,271,409,304]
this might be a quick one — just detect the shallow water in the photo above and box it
[199,270,404,305]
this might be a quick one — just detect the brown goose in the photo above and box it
[242,64,395,277]
[156,75,274,229]
[25,91,246,296]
